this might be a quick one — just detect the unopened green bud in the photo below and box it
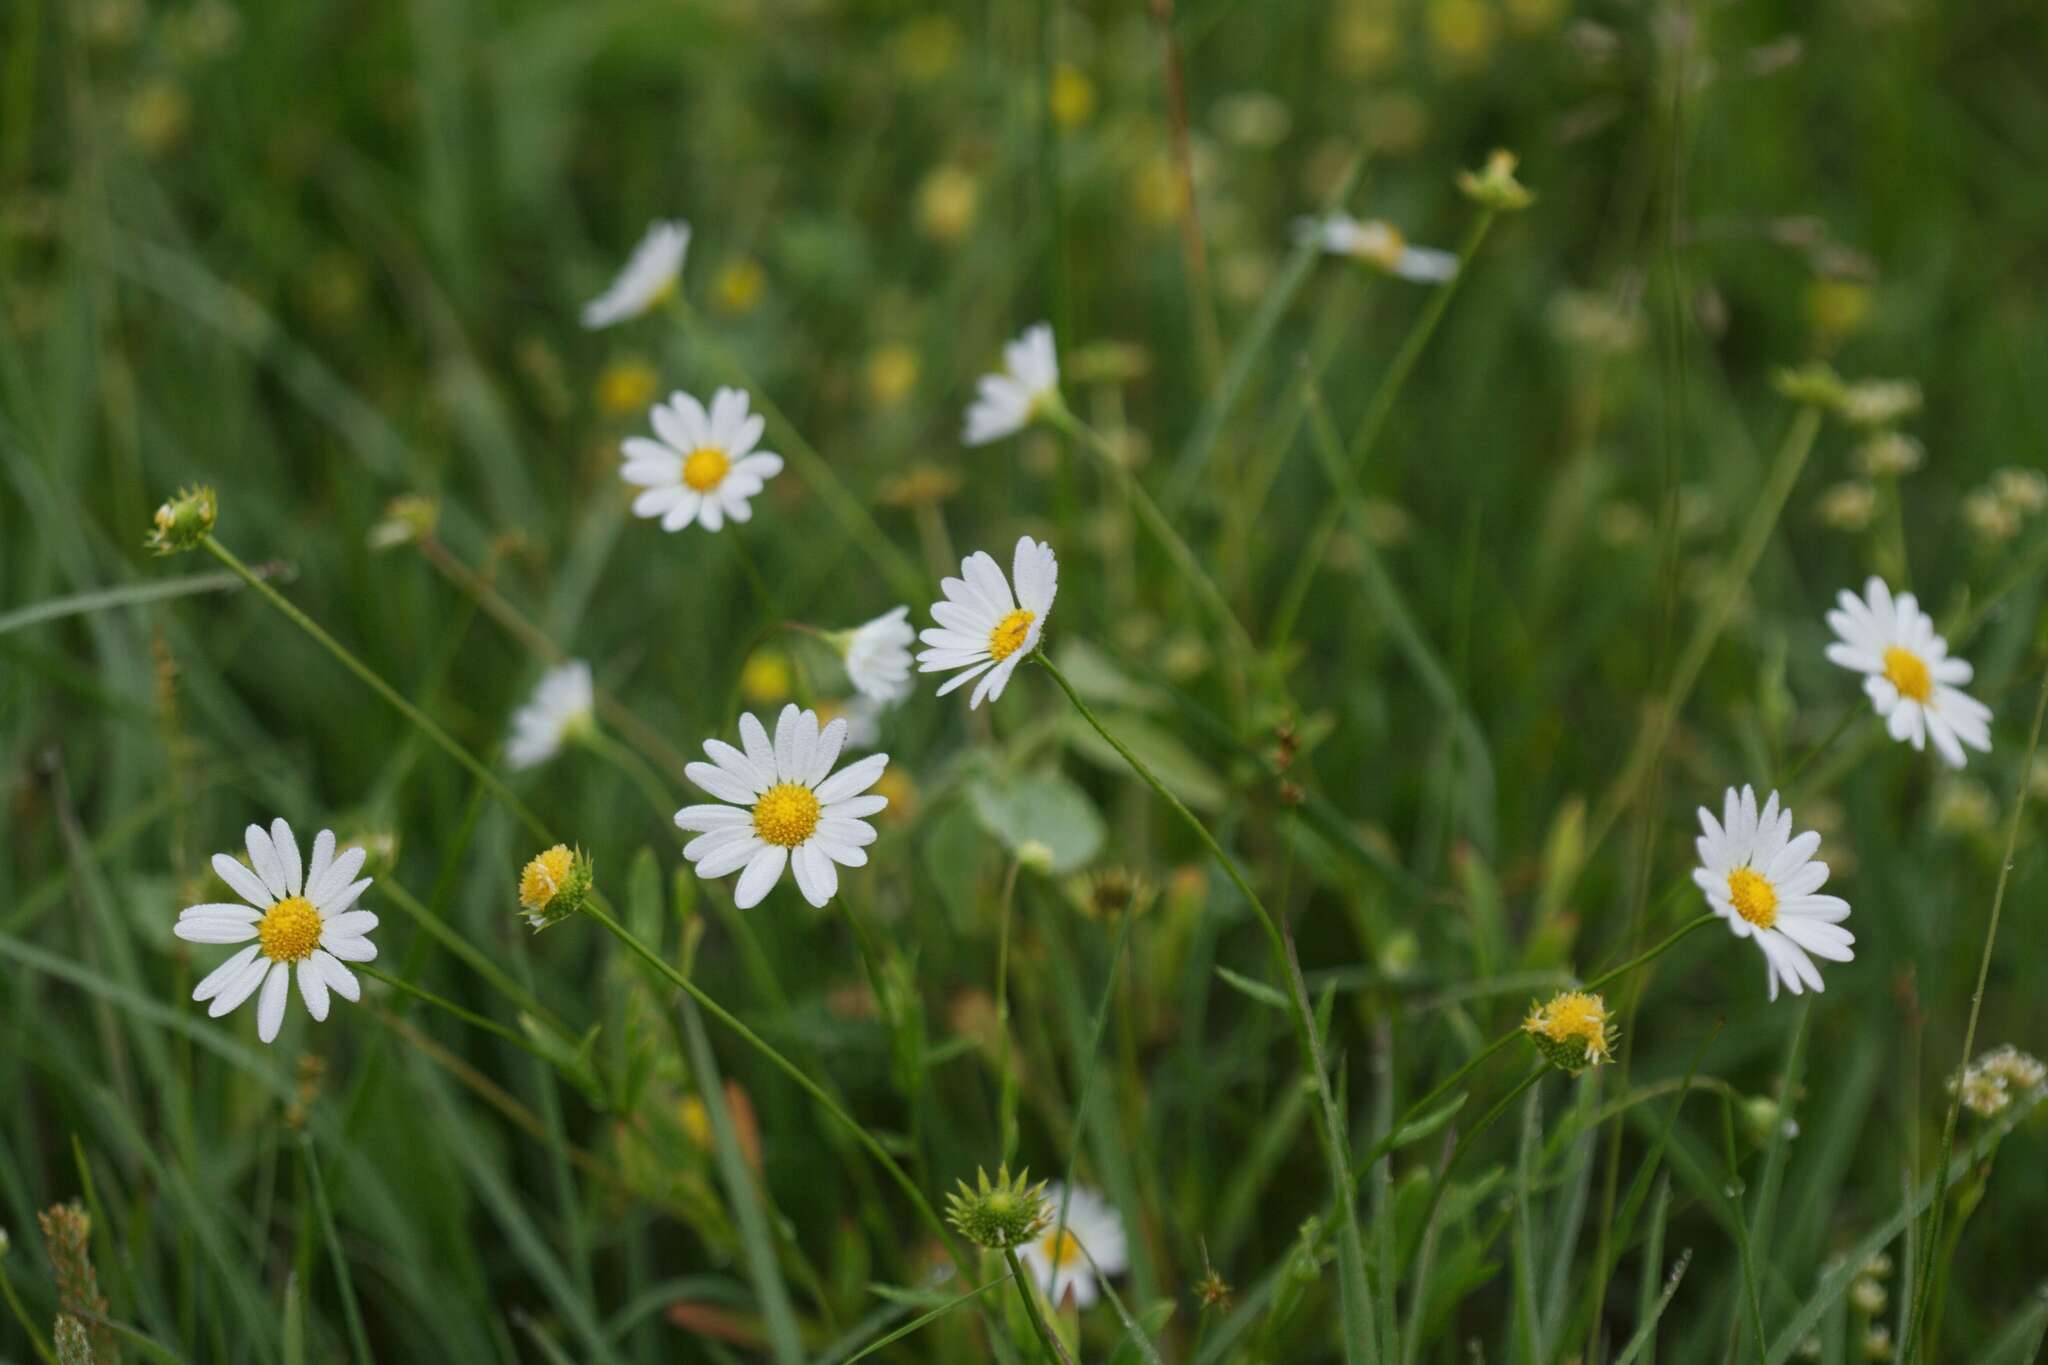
[145,484,217,555]
[945,1164,1049,1250]
[1457,149,1534,212]
[1773,362,1846,410]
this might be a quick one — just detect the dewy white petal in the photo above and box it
[193,944,263,1002]
[581,220,690,329]
[255,962,292,1043]
[733,846,789,909]
[245,823,287,900]
[270,818,303,896]
[297,958,331,1022]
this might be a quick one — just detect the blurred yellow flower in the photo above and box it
[1503,0,1565,35]
[865,344,920,408]
[1427,0,1501,74]
[596,358,660,416]
[739,651,794,704]
[126,82,192,155]
[1330,6,1401,77]
[1366,93,1429,156]
[1050,63,1096,129]
[918,165,979,242]
[1805,278,1873,345]
[893,14,962,83]
[712,257,766,317]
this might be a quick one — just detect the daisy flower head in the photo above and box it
[175,820,377,1043]
[581,219,690,329]
[1018,1183,1129,1310]
[621,387,784,534]
[1522,990,1616,1073]
[1693,786,1854,1001]
[507,661,595,771]
[837,605,914,704]
[675,704,889,909]
[917,536,1058,709]
[1296,213,1458,283]
[964,323,1060,446]
[1824,577,1991,768]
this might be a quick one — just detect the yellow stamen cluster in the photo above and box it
[517,844,593,931]
[683,446,731,492]
[1039,1227,1086,1270]
[1881,646,1933,703]
[752,783,822,848]
[258,896,323,963]
[1726,867,1779,930]
[1523,990,1616,1073]
[987,608,1035,662]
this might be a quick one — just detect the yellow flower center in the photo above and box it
[1359,221,1407,272]
[752,782,821,848]
[987,608,1035,662]
[1525,991,1614,1065]
[1882,645,1933,703]
[683,446,730,492]
[1039,1228,1085,1269]
[520,845,575,910]
[258,896,323,963]
[1726,867,1778,930]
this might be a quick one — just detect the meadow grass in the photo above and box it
[5,0,2048,1362]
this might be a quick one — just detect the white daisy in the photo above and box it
[581,219,690,329]
[1824,577,1992,769]
[175,820,378,1044]
[1017,1183,1128,1310]
[963,323,1060,446]
[1693,786,1854,1002]
[840,606,914,704]
[1297,213,1458,283]
[675,704,889,909]
[507,661,595,771]
[621,387,785,534]
[916,537,1058,709]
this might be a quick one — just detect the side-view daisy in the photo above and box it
[175,820,378,1043]
[1824,576,1991,769]
[839,606,914,704]
[507,660,595,771]
[1017,1183,1129,1310]
[1296,213,1458,283]
[963,323,1060,446]
[917,537,1058,709]
[581,219,690,329]
[1693,786,1853,1001]
[622,387,784,533]
[676,704,889,909]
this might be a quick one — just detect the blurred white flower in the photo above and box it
[840,606,914,704]
[581,220,690,329]
[175,820,377,1043]
[917,537,1058,709]
[1017,1183,1129,1310]
[964,324,1060,446]
[507,661,595,771]
[622,388,785,534]
[1693,786,1854,1002]
[676,705,889,909]
[1825,577,1991,769]
[1297,213,1457,283]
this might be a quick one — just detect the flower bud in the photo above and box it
[1522,990,1616,1074]
[945,1165,1050,1250]
[517,845,595,931]
[1456,149,1534,211]
[145,484,217,555]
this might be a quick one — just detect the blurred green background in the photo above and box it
[4,0,2048,1360]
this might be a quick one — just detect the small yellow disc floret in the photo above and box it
[1882,646,1933,703]
[683,447,731,492]
[987,608,1035,662]
[258,895,323,963]
[752,783,822,847]
[1727,867,1779,930]
[520,845,577,912]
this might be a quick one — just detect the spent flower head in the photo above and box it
[1854,431,1924,479]
[1976,1044,2046,1092]
[1773,362,1847,410]
[518,844,595,930]
[366,494,440,551]
[1456,149,1533,211]
[1837,378,1921,429]
[945,1165,1050,1250]
[146,484,217,555]
[1522,990,1616,1073]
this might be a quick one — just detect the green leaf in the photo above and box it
[1060,712,1229,812]
[966,770,1105,874]
[1214,965,1288,1010]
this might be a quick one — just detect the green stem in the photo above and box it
[0,1258,56,1365]
[300,1137,374,1365]
[1902,662,2048,1364]
[201,536,550,843]
[1409,1065,1545,1266]
[995,858,1025,1165]
[1003,1247,1080,1365]
[1038,652,1375,1352]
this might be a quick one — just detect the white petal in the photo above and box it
[733,846,788,909]
[270,819,304,896]
[310,847,368,909]
[297,959,331,1022]
[695,835,764,879]
[208,953,274,1017]
[212,852,274,911]
[245,824,288,900]
[814,753,889,804]
[193,944,264,1002]
[304,830,337,901]
[322,911,378,939]
[313,950,360,1002]
[175,917,259,944]
[675,804,751,832]
[322,935,378,963]
[687,761,760,805]
[791,842,837,907]
[256,962,293,1042]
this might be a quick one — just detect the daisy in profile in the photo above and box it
[581,220,690,328]
[1017,1183,1128,1310]
[1296,213,1458,283]
[837,606,914,704]
[917,537,1057,709]
[175,820,378,1043]
[1824,577,1991,769]
[621,387,785,533]
[507,661,595,771]
[1693,786,1853,1001]
[964,323,1060,446]
[675,704,889,909]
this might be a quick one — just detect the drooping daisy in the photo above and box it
[963,323,1060,446]
[1296,213,1458,283]
[1017,1183,1128,1310]
[507,661,595,771]
[175,820,377,1043]
[581,220,690,329]
[675,704,889,909]
[1824,577,1991,769]
[839,606,914,704]
[621,387,785,533]
[916,537,1058,709]
[1693,786,1854,1001]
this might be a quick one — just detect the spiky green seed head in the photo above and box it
[944,1165,1049,1250]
